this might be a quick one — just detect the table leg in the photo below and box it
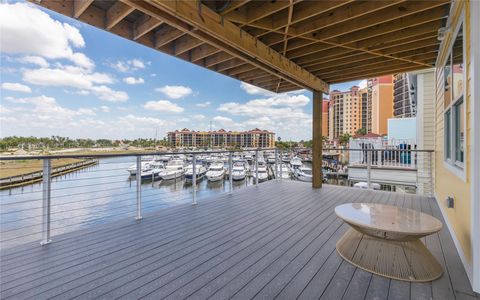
[336,228,443,282]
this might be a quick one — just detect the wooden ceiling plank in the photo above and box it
[134,14,163,40]
[73,0,94,18]
[154,25,185,48]
[326,65,429,83]
[205,52,234,68]
[173,36,204,56]
[227,64,256,76]
[190,44,221,62]
[137,0,328,92]
[106,1,135,30]
[215,59,246,72]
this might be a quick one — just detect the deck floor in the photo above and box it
[1,181,478,300]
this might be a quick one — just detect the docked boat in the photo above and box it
[281,154,290,163]
[244,152,253,162]
[231,162,247,181]
[139,162,165,181]
[252,162,268,182]
[185,164,207,182]
[290,156,303,169]
[266,153,276,164]
[158,159,185,180]
[294,166,312,182]
[275,163,291,179]
[127,160,155,176]
[206,162,226,182]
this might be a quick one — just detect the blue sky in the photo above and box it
[0,1,362,141]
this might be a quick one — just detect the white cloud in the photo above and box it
[123,76,144,85]
[90,86,128,102]
[0,2,91,69]
[358,79,368,89]
[240,82,275,96]
[22,66,128,102]
[1,82,32,93]
[247,94,309,107]
[212,115,234,127]
[111,59,147,72]
[155,85,192,99]
[192,114,205,121]
[144,100,184,113]
[196,101,211,108]
[100,105,111,113]
[18,55,49,68]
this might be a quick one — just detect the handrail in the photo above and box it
[0,147,278,161]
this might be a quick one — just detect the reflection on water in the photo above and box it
[0,157,264,249]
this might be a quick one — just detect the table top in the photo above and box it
[335,203,442,235]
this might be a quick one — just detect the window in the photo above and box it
[443,23,465,171]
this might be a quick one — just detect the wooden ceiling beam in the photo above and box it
[190,44,221,62]
[135,0,328,92]
[154,25,184,48]
[106,1,134,30]
[226,64,256,76]
[215,58,245,72]
[73,0,94,18]
[205,52,234,68]
[134,14,163,40]
[227,0,294,26]
[326,64,433,83]
[220,0,251,15]
[173,36,204,56]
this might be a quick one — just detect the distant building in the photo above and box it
[167,128,275,148]
[360,87,369,132]
[368,75,394,135]
[393,73,417,118]
[322,98,329,138]
[328,86,361,140]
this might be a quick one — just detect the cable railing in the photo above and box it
[0,148,286,248]
[0,147,434,249]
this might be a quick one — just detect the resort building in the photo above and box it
[393,73,418,118]
[368,75,394,135]
[322,98,329,138]
[360,87,369,132]
[167,128,275,148]
[328,86,361,139]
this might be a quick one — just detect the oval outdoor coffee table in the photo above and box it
[335,203,443,282]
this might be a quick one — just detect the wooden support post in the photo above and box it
[312,90,323,188]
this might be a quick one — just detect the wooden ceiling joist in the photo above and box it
[106,1,134,30]
[134,14,162,40]
[142,0,328,92]
[73,0,94,18]
[32,0,452,92]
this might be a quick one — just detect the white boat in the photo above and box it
[244,153,253,162]
[127,160,155,175]
[294,166,312,182]
[185,164,207,182]
[252,162,268,182]
[275,163,291,179]
[266,153,276,164]
[281,154,290,163]
[159,159,185,180]
[353,182,381,190]
[231,162,247,181]
[290,156,303,169]
[206,162,225,181]
[139,162,165,180]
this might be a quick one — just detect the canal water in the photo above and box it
[0,157,272,249]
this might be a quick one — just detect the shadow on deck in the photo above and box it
[1,181,478,299]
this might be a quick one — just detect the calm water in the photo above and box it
[0,157,263,249]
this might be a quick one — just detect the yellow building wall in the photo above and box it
[434,1,472,264]
[371,82,393,135]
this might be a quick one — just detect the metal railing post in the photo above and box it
[255,149,259,185]
[274,148,278,180]
[192,154,197,205]
[229,152,233,193]
[429,151,434,197]
[367,150,372,189]
[41,158,52,245]
[280,150,283,181]
[136,156,142,220]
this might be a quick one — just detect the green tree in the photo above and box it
[339,133,352,145]
[355,128,367,136]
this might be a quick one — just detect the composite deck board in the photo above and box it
[0,181,478,300]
